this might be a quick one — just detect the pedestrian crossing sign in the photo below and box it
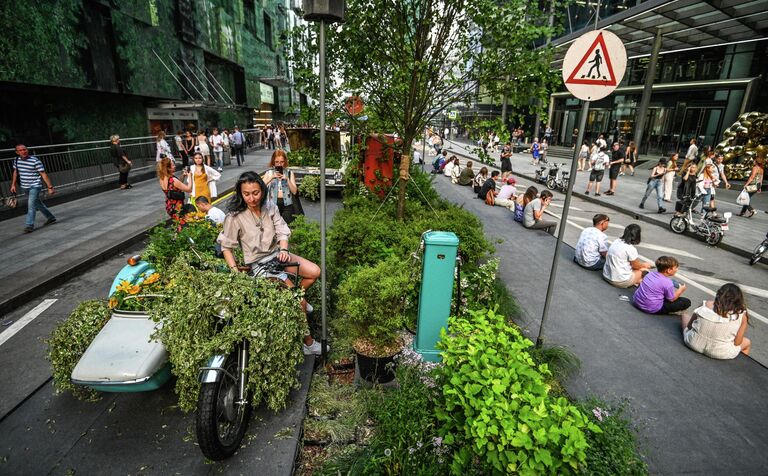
[448,110,458,120]
[562,30,626,102]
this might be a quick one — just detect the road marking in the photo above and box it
[636,243,703,261]
[0,299,57,347]
[566,215,625,230]
[549,202,584,211]
[678,270,768,299]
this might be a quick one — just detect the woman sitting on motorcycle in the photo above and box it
[217,171,323,355]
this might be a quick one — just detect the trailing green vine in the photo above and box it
[299,174,322,201]
[47,300,111,401]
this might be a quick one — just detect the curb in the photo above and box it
[0,185,235,316]
[440,145,754,260]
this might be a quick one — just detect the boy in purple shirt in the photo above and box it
[632,256,691,314]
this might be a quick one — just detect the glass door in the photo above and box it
[677,107,724,152]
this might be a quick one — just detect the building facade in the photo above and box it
[548,0,767,155]
[0,0,305,147]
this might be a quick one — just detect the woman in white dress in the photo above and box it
[196,130,211,167]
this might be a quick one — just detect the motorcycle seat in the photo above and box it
[708,215,726,223]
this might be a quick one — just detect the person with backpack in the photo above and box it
[585,146,609,196]
[10,144,57,233]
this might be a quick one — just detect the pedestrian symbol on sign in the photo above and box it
[582,49,604,80]
[562,30,626,101]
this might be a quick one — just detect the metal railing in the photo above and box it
[0,129,263,211]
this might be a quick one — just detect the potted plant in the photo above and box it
[336,257,415,383]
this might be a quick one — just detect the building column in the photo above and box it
[633,28,662,153]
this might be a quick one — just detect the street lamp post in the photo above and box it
[303,0,345,361]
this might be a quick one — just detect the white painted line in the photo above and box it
[636,243,703,261]
[567,215,626,230]
[0,299,58,347]
[549,202,584,211]
[678,270,768,299]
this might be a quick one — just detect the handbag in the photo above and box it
[745,184,758,193]
[118,161,132,174]
[736,189,751,206]
[513,203,524,223]
[485,189,495,206]
[291,191,305,217]
[165,178,185,201]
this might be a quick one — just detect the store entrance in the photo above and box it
[678,107,723,152]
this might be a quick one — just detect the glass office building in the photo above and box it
[548,0,767,155]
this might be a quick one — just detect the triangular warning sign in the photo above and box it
[565,32,618,86]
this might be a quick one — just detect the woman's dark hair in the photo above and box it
[620,223,642,245]
[479,166,488,176]
[713,283,746,317]
[523,186,539,206]
[228,171,267,214]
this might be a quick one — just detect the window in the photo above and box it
[264,12,273,49]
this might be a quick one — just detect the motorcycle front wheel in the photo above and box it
[705,228,723,246]
[750,241,767,266]
[196,351,252,461]
[546,177,557,190]
[669,216,687,234]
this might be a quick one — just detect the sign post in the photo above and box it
[536,29,626,347]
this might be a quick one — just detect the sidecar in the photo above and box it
[70,257,171,392]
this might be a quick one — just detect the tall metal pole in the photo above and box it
[633,29,662,154]
[536,100,588,347]
[536,0,600,347]
[319,20,328,360]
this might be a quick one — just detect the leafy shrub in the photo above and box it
[143,214,220,274]
[576,399,648,476]
[336,257,416,356]
[150,257,306,412]
[436,309,600,475]
[298,173,322,201]
[288,148,342,169]
[47,300,111,400]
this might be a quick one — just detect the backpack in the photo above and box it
[513,203,524,222]
[485,189,495,206]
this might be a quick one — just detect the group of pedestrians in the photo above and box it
[574,215,751,360]
[261,124,290,151]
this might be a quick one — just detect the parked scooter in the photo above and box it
[546,163,569,193]
[534,164,550,184]
[669,197,731,246]
[750,232,768,265]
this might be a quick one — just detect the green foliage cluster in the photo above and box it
[304,373,368,445]
[436,309,601,475]
[150,256,306,412]
[143,215,221,274]
[336,258,416,355]
[287,148,343,169]
[576,399,648,476]
[288,215,321,308]
[47,97,148,143]
[47,300,111,401]
[298,174,322,201]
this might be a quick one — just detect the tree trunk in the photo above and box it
[396,138,413,220]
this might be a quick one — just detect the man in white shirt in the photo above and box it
[596,134,607,150]
[585,146,610,196]
[195,196,226,225]
[574,214,610,270]
[680,138,698,175]
[494,177,518,209]
[210,128,224,171]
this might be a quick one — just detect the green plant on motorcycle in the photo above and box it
[299,174,322,201]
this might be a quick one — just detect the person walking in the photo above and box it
[622,140,637,176]
[605,142,624,195]
[182,130,195,169]
[540,139,549,164]
[196,130,211,166]
[639,158,667,213]
[680,138,698,175]
[663,152,679,202]
[585,146,609,196]
[262,149,300,225]
[231,126,245,166]
[210,127,224,171]
[577,140,589,171]
[738,157,763,217]
[110,135,132,190]
[10,144,57,233]
[530,137,541,165]
[155,131,173,162]
[695,163,718,213]
[500,143,513,180]
[675,163,698,216]
[185,151,221,204]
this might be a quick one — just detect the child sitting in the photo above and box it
[632,255,691,314]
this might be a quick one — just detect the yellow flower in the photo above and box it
[115,280,133,293]
[143,273,160,285]
[108,297,118,309]
[127,285,141,295]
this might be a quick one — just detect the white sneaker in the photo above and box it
[303,340,327,355]
[218,167,223,172]
[306,302,314,313]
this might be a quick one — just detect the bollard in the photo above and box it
[414,231,459,362]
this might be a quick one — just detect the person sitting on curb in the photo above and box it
[513,186,538,223]
[585,146,609,196]
[444,155,459,178]
[494,177,518,209]
[574,213,610,271]
[432,150,448,174]
[632,256,691,315]
[478,170,501,203]
[523,190,557,235]
[682,283,751,359]
[473,166,488,194]
[450,158,463,183]
[603,224,653,288]
[457,160,474,186]
[195,195,226,225]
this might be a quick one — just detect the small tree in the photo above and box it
[289,0,561,219]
